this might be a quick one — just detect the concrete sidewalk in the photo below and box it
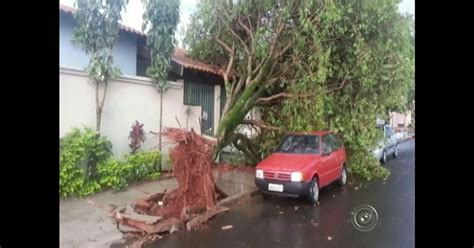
[60,170,257,248]
[60,178,179,248]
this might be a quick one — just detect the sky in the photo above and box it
[60,0,414,46]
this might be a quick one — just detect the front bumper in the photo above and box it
[373,148,383,161]
[255,178,311,198]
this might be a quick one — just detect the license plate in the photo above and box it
[268,183,283,192]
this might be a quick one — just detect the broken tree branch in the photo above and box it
[233,77,246,99]
[186,206,229,231]
[242,120,285,132]
[252,17,284,76]
[116,213,182,234]
[218,13,250,55]
[256,92,314,103]
[215,37,234,55]
[237,15,254,47]
[326,66,357,92]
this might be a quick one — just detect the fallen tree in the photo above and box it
[185,0,414,179]
[112,128,229,241]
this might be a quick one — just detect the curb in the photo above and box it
[217,189,260,208]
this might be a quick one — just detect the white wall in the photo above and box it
[60,67,202,169]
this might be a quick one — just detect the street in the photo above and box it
[146,139,415,248]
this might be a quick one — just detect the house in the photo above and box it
[390,111,413,129]
[60,4,226,164]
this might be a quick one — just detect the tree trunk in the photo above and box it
[220,95,232,120]
[95,80,108,134]
[213,80,266,159]
[158,88,164,172]
[96,81,101,133]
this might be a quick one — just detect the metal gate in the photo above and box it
[184,80,215,135]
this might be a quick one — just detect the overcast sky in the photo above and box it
[60,0,414,46]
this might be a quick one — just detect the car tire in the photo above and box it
[308,177,320,205]
[392,144,398,158]
[380,150,387,164]
[338,166,347,187]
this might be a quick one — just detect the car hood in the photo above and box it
[256,152,318,172]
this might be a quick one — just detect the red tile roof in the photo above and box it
[60,4,222,75]
[172,48,223,75]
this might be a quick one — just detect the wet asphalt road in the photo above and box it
[146,139,415,248]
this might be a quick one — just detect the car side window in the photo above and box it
[321,135,332,153]
[384,126,392,139]
[329,134,342,150]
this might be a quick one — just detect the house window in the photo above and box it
[136,40,150,77]
[136,56,149,77]
[183,80,201,105]
[183,80,215,134]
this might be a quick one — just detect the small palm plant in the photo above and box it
[129,121,146,154]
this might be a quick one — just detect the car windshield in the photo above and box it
[276,135,319,154]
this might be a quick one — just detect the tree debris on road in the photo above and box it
[221,225,233,230]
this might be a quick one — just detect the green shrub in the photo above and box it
[78,180,102,196]
[147,171,162,180]
[97,151,161,192]
[125,151,161,181]
[60,127,112,197]
[60,127,162,196]
[97,158,130,191]
[347,151,389,180]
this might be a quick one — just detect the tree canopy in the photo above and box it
[185,0,414,179]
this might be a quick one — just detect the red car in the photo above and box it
[255,131,347,204]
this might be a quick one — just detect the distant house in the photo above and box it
[60,4,225,160]
[390,111,413,129]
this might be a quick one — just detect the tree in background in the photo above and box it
[72,0,128,133]
[142,0,180,172]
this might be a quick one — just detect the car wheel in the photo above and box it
[338,166,347,187]
[308,177,320,205]
[380,150,387,164]
[393,144,398,158]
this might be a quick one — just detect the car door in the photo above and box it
[319,134,335,186]
[384,126,396,153]
[326,133,343,182]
